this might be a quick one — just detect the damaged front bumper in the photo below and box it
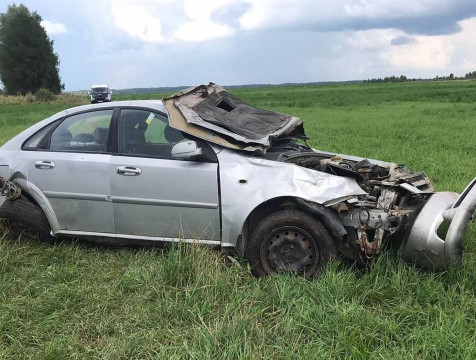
[401,177,476,271]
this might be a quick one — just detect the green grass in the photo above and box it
[1,81,476,359]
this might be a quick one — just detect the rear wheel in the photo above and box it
[246,210,336,278]
[0,196,52,241]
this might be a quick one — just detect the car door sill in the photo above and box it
[55,230,220,245]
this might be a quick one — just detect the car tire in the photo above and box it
[0,196,52,241]
[246,209,336,278]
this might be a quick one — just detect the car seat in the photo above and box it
[164,125,184,144]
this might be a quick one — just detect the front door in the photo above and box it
[27,109,115,233]
[110,108,220,241]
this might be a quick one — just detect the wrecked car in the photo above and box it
[0,83,475,277]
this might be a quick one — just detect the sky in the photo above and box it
[1,0,476,91]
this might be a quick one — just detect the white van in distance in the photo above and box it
[88,84,112,103]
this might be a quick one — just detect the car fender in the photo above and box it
[1,150,59,235]
[10,178,60,234]
[216,149,367,248]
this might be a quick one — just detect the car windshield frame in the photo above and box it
[92,88,108,93]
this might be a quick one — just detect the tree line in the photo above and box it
[364,72,476,83]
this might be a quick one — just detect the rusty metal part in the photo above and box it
[387,209,413,217]
[357,167,373,181]
[0,176,21,201]
[331,202,349,217]
[357,226,385,258]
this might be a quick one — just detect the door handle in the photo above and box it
[35,161,55,169]
[117,166,142,176]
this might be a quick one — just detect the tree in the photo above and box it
[0,4,63,94]
[465,71,476,79]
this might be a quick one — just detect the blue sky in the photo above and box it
[2,0,476,91]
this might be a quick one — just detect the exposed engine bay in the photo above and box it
[162,83,474,271]
[265,138,434,261]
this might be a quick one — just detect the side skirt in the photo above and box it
[54,230,221,246]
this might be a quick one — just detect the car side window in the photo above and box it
[118,109,185,158]
[49,110,113,152]
[22,121,59,150]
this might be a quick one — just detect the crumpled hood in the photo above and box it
[163,83,307,151]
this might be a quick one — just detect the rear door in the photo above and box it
[110,108,220,242]
[26,109,115,233]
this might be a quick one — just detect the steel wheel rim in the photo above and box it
[260,226,320,276]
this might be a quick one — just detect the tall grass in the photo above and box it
[0,81,475,358]
[0,93,88,106]
[0,232,475,359]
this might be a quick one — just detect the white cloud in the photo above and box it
[174,21,234,42]
[384,17,476,71]
[344,1,432,19]
[41,20,67,35]
[111,4,165,43]
[345,28,454,71]
[461,59,476,70]
[346,28,403,50]
[385,37,454,70]
[173,0,235,41]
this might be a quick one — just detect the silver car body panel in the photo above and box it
[110,155,220,240]
[28,152,115,233]
[215,147,367,247]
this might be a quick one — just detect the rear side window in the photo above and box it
[50,110,113,152]
[22,121,58,150]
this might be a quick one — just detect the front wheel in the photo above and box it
[246,210,336,278]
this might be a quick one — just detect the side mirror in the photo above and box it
[87,91,91,96]
[171,141,202,160]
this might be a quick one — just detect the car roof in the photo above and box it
[55,100,168,119]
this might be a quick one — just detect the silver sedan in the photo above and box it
[1,84,475,277]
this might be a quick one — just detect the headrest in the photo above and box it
[55,128,72,143]
[164,125,183,143]
[93,127,109,145]
[73,133,95,143]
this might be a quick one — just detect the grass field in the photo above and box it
[0,81,475,359]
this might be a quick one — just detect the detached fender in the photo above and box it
[216,149,366,248]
